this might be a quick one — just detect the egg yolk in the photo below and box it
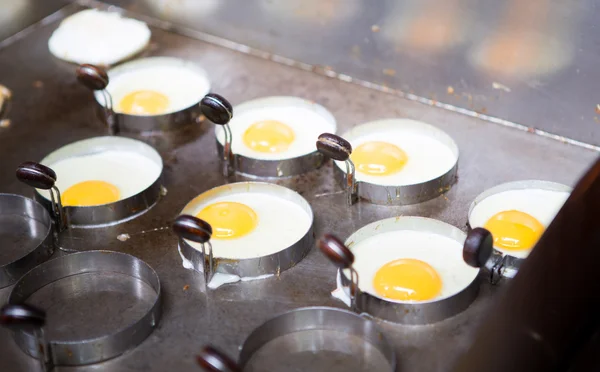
[62,180,120,207]
[350,141,408,176]
[196,202,258,239]
[373,258,442,301]
[483,210,545,251]
[242,120,295,153]
[119,90,170,115]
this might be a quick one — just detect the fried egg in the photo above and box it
[215,96,336,160]
[95,57,210,116]
[338,219,478,303]
[37,149,161,207]
[334,119,458,186]
[48,9,151,66]
[181,185,312,260]
[469,182,571,258]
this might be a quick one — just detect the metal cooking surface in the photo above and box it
[0,3,597,371]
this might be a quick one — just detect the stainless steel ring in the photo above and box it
[34,136,164,228]
[214,96,337,178]
[332,119,459,205]
[7,250,162,367]
[93,57,211,134]
[237,307,397,371]
[0,193,54,288]
[340,216,480,324]
[467,179,572,276]
[179,182,314,279]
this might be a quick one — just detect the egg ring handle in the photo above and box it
[16,162,67,233]
[463,227,494,268]
[196,345,241,372]
[76,64,118,135]
[0,304,50,372]
[316,133,357,205]
[200,93,234,177]
[0,84,12,126]
[172,215,215,286]
[318,234,360,310]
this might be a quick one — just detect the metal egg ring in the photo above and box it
[33,136,164,228]
[175,182,314,287]
[467,179,572,280]
[334,216,481,325]
[90,57,211,134]
[327,119,459,206]
[214,96,337,178]
[0,194,54,288]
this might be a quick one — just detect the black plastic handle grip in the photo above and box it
[200,93,233,125]
[173,215,213,244]
[318,233,355,269]
[463,227,494,268]
[316,133,352,161]
[196,345,241,372]
[76,64,109,91]
[16,161,56,190]
[0,304,46,333]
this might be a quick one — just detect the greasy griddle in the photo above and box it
[0,2,596,371]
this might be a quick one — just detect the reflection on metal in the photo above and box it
[84,0,598,147]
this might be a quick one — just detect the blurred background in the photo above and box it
[3,0,599,146]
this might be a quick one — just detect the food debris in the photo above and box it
[183,284,190,291]
[0,119,10,128]
[595,104,600,115]
[447,86,454,95]
[382,68,396,77]
[371,25,380,33]
[492,82,511,92]
[117,233,131,242]
[33,80,44,88]
[160,186,168,196]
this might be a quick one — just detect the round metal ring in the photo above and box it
[7,250,161,367]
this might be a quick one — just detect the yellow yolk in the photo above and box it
[196,202,258,239]
[119,90,170,115]
[373,258,442,301]
[62,180,120,207]
[350,141,408,176]
[483,210,545,251]
[242,120,295,153]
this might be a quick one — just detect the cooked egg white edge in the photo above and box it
[342,230,478,303]
[38,151,161,203]
[177,245,273,289]
[48,9,150,66]
[469,189,570,258]
[184,192,311,259]
[335,130,457,186]
[215,105,335,160]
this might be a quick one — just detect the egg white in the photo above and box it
[215,97,336,161]
[96,58,210,116]
[343,230,478,303]
[37,150,161,204]
[334,119,457,186]
[48,9,151,66]
[184,192,312,259]
[469,188,570,258]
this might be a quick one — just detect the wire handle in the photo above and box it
[16,161,66,233]
[200,93,234,177]
[76,64,117,134]
[316,133,357,205]
[196,345,241,372]
[0,304,50,372]
[173,215,215,286]
[318,233,359,310]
